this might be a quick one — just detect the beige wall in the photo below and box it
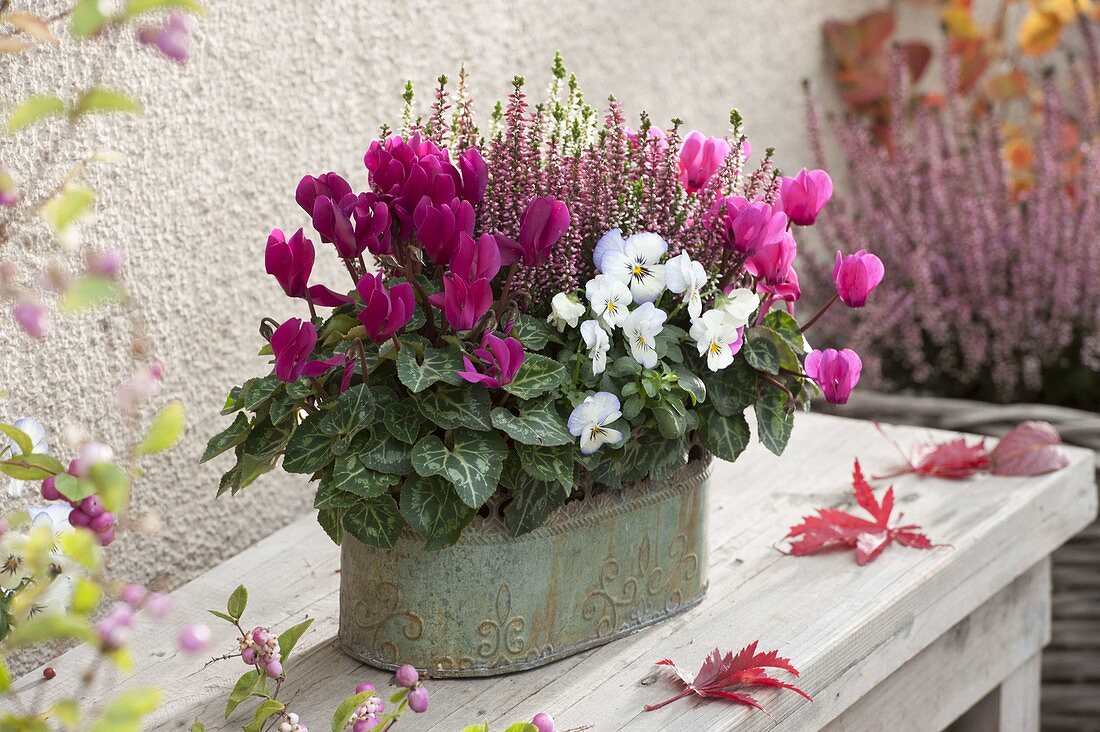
[1,0,887,596]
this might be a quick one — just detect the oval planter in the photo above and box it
[338,458,711,677]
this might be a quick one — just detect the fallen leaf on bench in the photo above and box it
[990,421,1070,476]
[643,641,811,713]
[873,422,991,479]
[784,460,937,565]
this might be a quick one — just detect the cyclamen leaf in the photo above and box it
[357,431,413,475]
[399,474,476,549]
[330,453,399,498]
[282,412,334,474]
[784,460,937,565]
[396,340,463,393]
[743,329,780,375]
[755,388,793,457]
[515,443,573,486]
[644,641,810,713]
[490,398,572,446]
[699,408,750,463]
[504,473,569,537]
[764,310,809,355]
[317,508,345,544]
[383,401,427,444]
[511,314,554,350]
[342,494,403,549]
[990,421,1070,476]
[201,412,250,463]
[417,384,493,431]
[320,384,375,438]
[705,359,758,417]
[503,353,567,400]
[411,430,507,508]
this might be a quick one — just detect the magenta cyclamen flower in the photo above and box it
[265,228,314,299]
[457,333,525,389]
[720,196,789,255]
[430,274,493,331]
[498,196,570,267]
[832,250,884,308]
[450,232,501,282]
[356,273,415,343]
[458,147,488,205]
[779,168,833,226]
[414,196,475,265]
[312,193,390,260]
[364,134,462,228]
[271,318,319,382]
[804,348,862,405]
[295,172,353,217]
[678,131,731,194]
[745,232,797,286]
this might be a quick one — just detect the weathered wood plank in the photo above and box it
[11,414,1097,731]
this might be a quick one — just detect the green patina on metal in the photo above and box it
[338,458,711,677]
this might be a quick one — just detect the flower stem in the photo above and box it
[800,293,837,333]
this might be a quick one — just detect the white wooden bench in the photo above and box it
[13,414,1097,730]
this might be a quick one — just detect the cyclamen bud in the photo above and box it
[779,168,833,226]
[832,250,884,308]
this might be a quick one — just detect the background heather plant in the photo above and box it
[807,26,1100,407]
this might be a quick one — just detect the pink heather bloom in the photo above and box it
[364,134,461,229]
[137,12,190,63]
[356,273,415,343]
[450,232,502,283]
[678,130,731,193]
[832,250,884,308]
[745,232,797,286]
[458,147,488,205]
[85,249,125,279]
[429,274,493,331]
[13,298,49,339]
[498,196,571,267]
[413,196,475,265]
[296,172,353,217]
[270,318,318,382]
[265,228,314,299]
[457,333,525,388]
[805,348,862,405]
[178,623,212,653]
[779,168,833,226]
[719,197,789,255]
[625,125,669,151]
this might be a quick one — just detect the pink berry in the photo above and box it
[41,477,61,501]
[241,647,256,665]
[89,512,115,533]
[407,686,429,714]
[252,627,267,644]
[68,509,91,528]
[97,527,116,546]
[353,721,376,732]
[79,495,104,518]
[120,584,146,607]
[394,663,419,688]
[355,682,375,694]
[532,712,555,732]
[178,623,211,653]
[145,592,171,618]
[265,659,282,678]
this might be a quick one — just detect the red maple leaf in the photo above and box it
[784,460,936,565]
[990,421,1070,476]
[874,421,991,479]
[643,641,811,713]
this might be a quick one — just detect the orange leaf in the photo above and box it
[985,70,1030,101]
[1018,9,1064,55]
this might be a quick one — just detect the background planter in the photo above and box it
[820,390,1100,731]
[338,459,710,677]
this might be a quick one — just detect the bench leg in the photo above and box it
[950,653,1041,732]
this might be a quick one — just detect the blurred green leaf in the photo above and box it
[8,613,94,645]
[136,400,185,455]
[70,576,102,615]
[40,184,95,238]
[62,276,123,313]
[122,0,207,18]
[70,0,110,38]
[53,698,81,727]
[60,529,101,570]
[73,87,142,116]
[0,452,65,480]
[55,474,96,502]
[330,691,374,732]
[6,95,65,132]
[0,423,33,455]
[227,584,247,620]
[89,687,161,732]
[0,658,9,693]
[89,462,130,511]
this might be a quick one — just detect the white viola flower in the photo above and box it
[623,302,667,369]
[600,231,668,303]
[664,252,708,319]
[592,228,627,272]
[690,309,745,372]
[547,292,586,332]
[585,274,632,329]
[717,287,759,329]
[6,418,49,499]
[568,392,624,455]
[580,320,610,375]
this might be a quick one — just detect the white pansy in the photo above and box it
[664,252,708,319]
[547,292,586,332]
[592,228,627,272]
[600,231,668,303]
[717,287,759,329]
[690,309,744,372]
[6,418,49,499]
[567,392,624,455]
[580,320,611,375]
[585,274,632,329]
[623,302,667,369]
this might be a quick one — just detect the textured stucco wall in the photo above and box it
[0,0,887,597]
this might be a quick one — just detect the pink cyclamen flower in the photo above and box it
[265,228,314,299]
[804,348,862,405]
[295,172,353,217]
[137,12,190,63]
[745,232,797,286]
[450,232,501,283]
[832,250,884,308]
[13,298,49,339]
[457,333,525,389]
[458,147,488,205]
[779,168,833,226]
[178,623,212,653]
[85,249,125,279]
[429,274,493,331]
[356,273,415,343]
[413,196,475,265]
[625,125,669,151]
[270,318,318,382]
[719,196,788,255]
[364,134,461,229]
[678,131,731,193]
[498,197,571,267]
